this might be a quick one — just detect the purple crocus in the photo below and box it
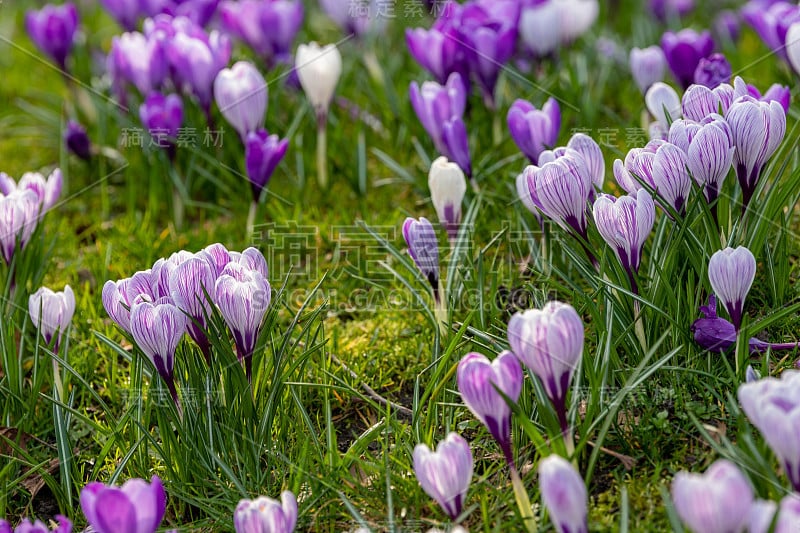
[707,246,756,332]
[200,242,233,277]
[139,92,184,159]
[507,97,560,165]
[412,432,473,521]
[245,129,289,203]
[428,156,467,242]
[102,278,134,333]
[693,53,732,88]
[405,26,467,85]
[100,0,156,30]
[507,301,584,432]
[651,141,692,215]
[169,257,215,362]
[28,285,75,353]
[681,82,735,121]
[648,0,694,21]
[742,0,800,63]
[442,117,473,179]
[25,3,79,73]
[108,32,168,97]
[214,61,267,140]
[231,247,269,280]
[566,133,604,193]
[129,299,187,407]
[725,96,786,209]
[456,351,523,466]
[671,459,753,533]
[592,190,655,292]
[80,476,167,533]
[0,189,40,266]
[409,73,467,159]
[64,120,91,161]
[613,139,664,194]
[0,516,71,533]
[660,29,715,89]
[630,46,667,94]
[319,0,385,37]
[714,11,740,44]
[214,262,271,382]
[234,491,298,533]
[220,0,303,66]
[538,455,588,533]
[402,217,440,300]
[680,116,734,215]
[0,169,62,213]
[732,76,791,114]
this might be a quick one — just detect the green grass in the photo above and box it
[1,0,800,530]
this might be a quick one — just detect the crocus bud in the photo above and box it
[518,1,561,57]
[319,0,384,37]
[214,61,267,140]
[405,27,465,84]
[0,516,72,533]
[169,257,215,361]
[108,32,168,97]
[661,29,715,89]
[0,189,40,266]
[613,139,664,194]
[129,299,186,405]
[410,73,467,157]
[402,217,440,299]
[139,92,184,157]
[681,83,734,121]
[651,142,691,215]
[25,3,79,72]
[234,491,298,533]
[102,278,133,333]
[28,285,75,353]
[214,262,271,382]
[645,82,681,130]
[592,190,655,285]
[428,156,467,241]
[707,246,756,331]
[80,476,167,533]
[507,98,560,165]
[234,247,269,280]
[0,169,62,213]
[681,116,734,205]
[245,129,289,203]
[693,53,732,88]
[508,302,583,427]
[166,24,231,113]
[671,459,753,533]
[64,120,92,161]
[745,365,760,383]
[725,96,786,208]
[538,455,588,533]
[412,432,473,521]
[441,117,473,179]
[566,133,604,192]
[630,46,666,94]
[295,42,342,120]
[219,0,304,67]
[456,351,522,465]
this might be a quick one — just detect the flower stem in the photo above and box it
[434,279,448,335]
[316,113,329,189]
[246,201,258,241]
[510,465,537,533]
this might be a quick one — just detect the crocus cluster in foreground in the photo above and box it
[103,244,271,405]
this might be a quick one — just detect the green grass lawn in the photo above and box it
[1,0,800,531]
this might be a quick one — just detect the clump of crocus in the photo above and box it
[295,42,342,189]
[28,285,75,354]
[630,46,666,94]
[412,432,473,522]
[538,455,588,533]
[64,120,92,161]
[456,351,522,467]
[660,29,714,89]
[428,156,467,243]
[234,491,298,533]
[219,0,303,67]
[739,370,800,491]
[507,98,560,165]
[25,3,79,73]
[214,61,267,141]
[0,515,72,533]
[80,476,167,533]
[707,246,756,333]
[671,459,753,533]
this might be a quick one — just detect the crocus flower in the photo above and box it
[410,73,467,158]
[107,32,168,97]
[129,299,187,406]
[714,11,740,44]
[693,53,731,88]
[102,278,134,333]
[219,0,303,66]
[80,476,167,533]
[0,189,40,266]
[645,82,681,131]
[169,257,215,362]
[64,120,91,161]
[0,516,72,533]
[684,116,734,208]
[739,371,800,491]
[166,0,221,28]
[749,495,800,533]
[234,491,298,533]
[100,0,150,30]
[456,351,523,465]
[507,97,560,165]
[0,169,62,213]
[613,139,665,194]
[681,82,734,121]
[592,190,655,291]
[566,133,604,193]
[412,432,473,521]
[671,459,753,533]
[725,96,786,208]
[214,262,271,382]
[245,129,289,203]
[441,117,472,180]
[707,246,756,332]
[651,141,692,215]
[518,1,561,58]
[405,26,467,85]
[214,61,267,140]
[152,251,194,299]
[630,46,667,94]
[660,29,715,89]
[402,217,440,300]
[28,285,75,353]
[139,92,184,159]
[428,156,467,242]
[538,455,588,533]
[25,3,79,72]
[200,242,233,277]
[742,1,800,63]
[232,247,269,280]
[295,42,342,121]
[507,302,584,430]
